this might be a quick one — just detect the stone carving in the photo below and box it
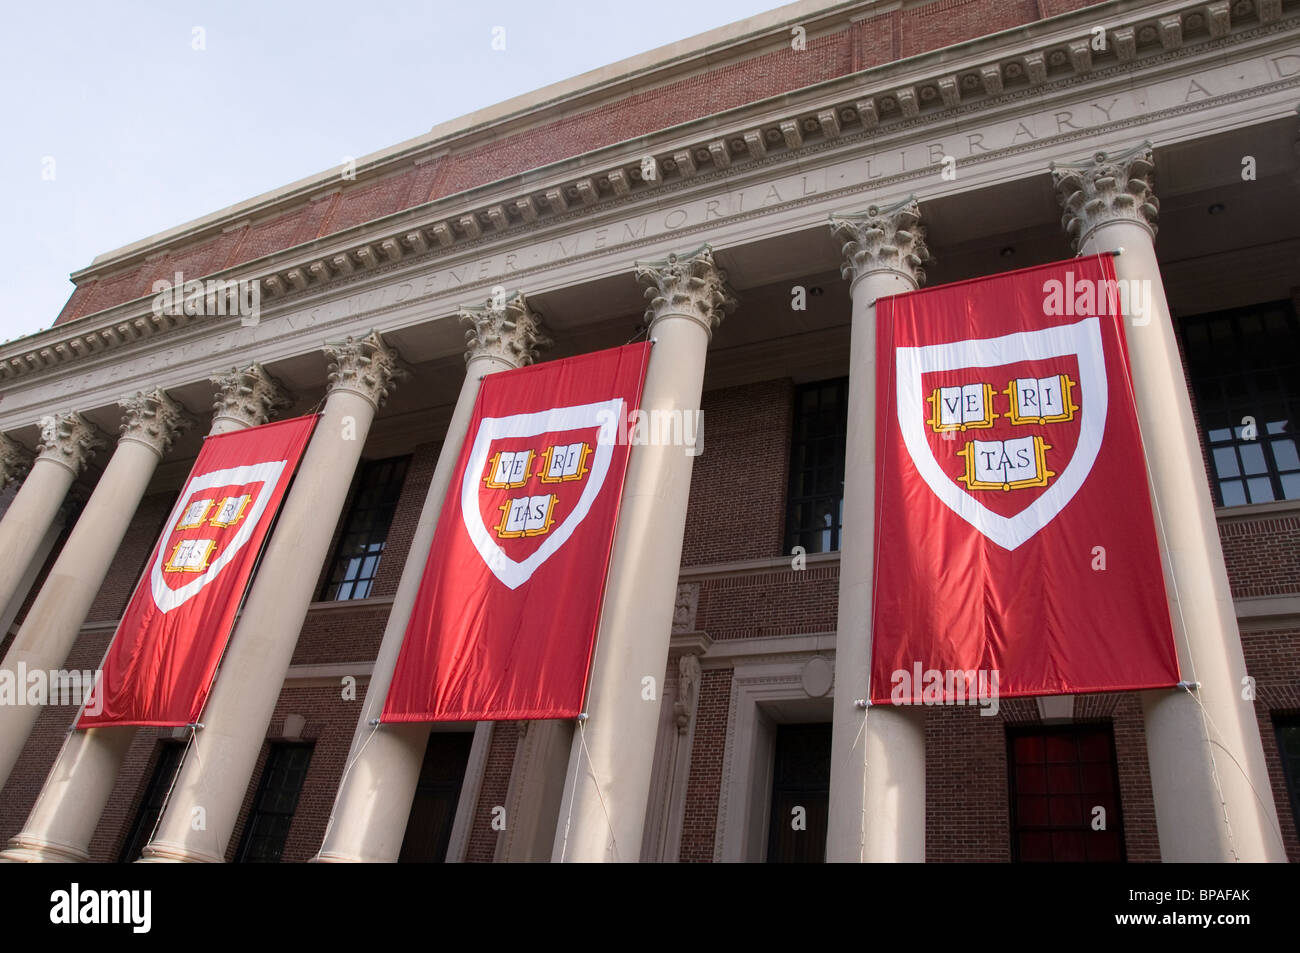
[673,653,701,735]
[635,245,738,336]
[34,412,106,476]
[210,362,292,429]
[672,583,700,634]
[1051,141,1159,252]
[830,195,930,286]
[118,389,195,457]
[459,291,552,368]
[0,433,33,488]
[324,330,406,410]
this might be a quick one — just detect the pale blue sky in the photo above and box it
[0,0,780,344]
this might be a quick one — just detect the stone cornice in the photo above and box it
[0,0,1295,390]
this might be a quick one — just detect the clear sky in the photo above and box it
[0,0,782,345]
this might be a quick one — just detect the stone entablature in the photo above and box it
[0,0,1295,433]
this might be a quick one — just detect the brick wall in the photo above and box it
[465,723,518,862]
[679,668,732,862]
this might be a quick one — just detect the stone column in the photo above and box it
[825,199,930,862]
[139,334,404,862]
[0,418,103,640]
[1053,143,1285,861]
[0,364,288,863]
[552,245,736,863]
[0,392,192,789]
[314,293,549,863]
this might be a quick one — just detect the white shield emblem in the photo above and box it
[895,316,1107,551]
[461,398,622,590]
[149,460,286,612]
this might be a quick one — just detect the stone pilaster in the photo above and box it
[826,196,929,863]
[315,297,551,864]
[140,333,405,863]
[1051,144,1285,861]
[210,362,291,431]
[552,245,734,862]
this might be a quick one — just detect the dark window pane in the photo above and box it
[784,379,848,554]
[235,743,313,863]
[1008,725,1125,862]
[766,723,832,863]
[1179,302,1300,506]
[320,456,411,601]
[119,742,186,862]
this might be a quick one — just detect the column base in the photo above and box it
[0,833,90,863]
[308,850,367,863]
[136,840,224,863]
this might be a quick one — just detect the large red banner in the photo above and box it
[870,255,1179,704]
[383,342,650,722]
[79,415,317,728]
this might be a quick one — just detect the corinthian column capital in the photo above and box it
[118,389,196,457]
[1051,141,1159,251]
[324,330,407,410]
[0,434,33,488]
[459,291,552,368]
[635,244,738,337]
[210,362,292,429]
[34,412,106,476]
[830,196,930,287]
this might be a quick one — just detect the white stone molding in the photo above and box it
[33,412,105,477]
[210,362,292,429]
[640,631,712,862]
[0,434,33,488]
[830,195,930,287]
[459,291,552,367]
[323,330,407,410]
[635,244,738,338]
[117,389,195,457]
[714,656,835,863]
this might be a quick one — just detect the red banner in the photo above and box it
[870,255,1179,704]
[383,342,651,722]
[79,415,317,728]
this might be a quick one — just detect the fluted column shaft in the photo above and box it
[1,365,288,863]
[139,335,404,863]
[826,199,929,863]
[1053,144,1284,861]
[0,420,100,648]
[315,295,549,863]
[0,393,191,789]
[552,245,736,862]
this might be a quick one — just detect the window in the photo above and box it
[1180,301,1300,506]
[766,723,832,863]
[1275,716,1300,835]
[235,742,313,863]
[399,731,474,863]
[1007,725,1125,862]
[784,378,849,554]
[320,455,410,601]
[118,741,185,862]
